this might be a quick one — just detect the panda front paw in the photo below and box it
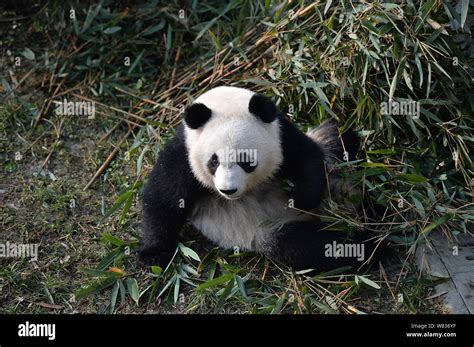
[137,245,175,268]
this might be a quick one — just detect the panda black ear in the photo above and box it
[249,94,277,123]
[184,103,212,129]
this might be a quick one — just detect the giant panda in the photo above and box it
[139,86,381,272]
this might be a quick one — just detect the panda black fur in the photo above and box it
[139,86,379,271]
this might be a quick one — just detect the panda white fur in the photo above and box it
[139,86,379,271]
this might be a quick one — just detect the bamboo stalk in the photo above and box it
[83,129,133,190]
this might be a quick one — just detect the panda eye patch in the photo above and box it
[207,153,220,175]
[237,153,257,173]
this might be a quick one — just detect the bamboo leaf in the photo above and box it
[104,26,122,34]
[389,57,406,100]
[21,48,35,60]
[109,281,119,314]
[197,274,234,290]
[460,0,469,29]
[357,276,381,289]
[126,278,140,305]
[421,214,453,235]
[178,243,201,262]
[75,277,116,300]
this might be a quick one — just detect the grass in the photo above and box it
[1,0,472,314]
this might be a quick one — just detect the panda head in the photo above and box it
[184,86,283,200]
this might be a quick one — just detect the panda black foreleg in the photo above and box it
[139,167,189,267]
[262,221,379,272]
[139,127,204,268]
[277,115,327,210]
[140,209,181,268]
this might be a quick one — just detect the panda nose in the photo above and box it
[219,188,238,196]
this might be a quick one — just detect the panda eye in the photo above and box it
[207,154,220,175]
[210,154,219,167]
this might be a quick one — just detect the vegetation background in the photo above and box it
[1,0,472,314]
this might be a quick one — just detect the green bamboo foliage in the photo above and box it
[3,0,472,313]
